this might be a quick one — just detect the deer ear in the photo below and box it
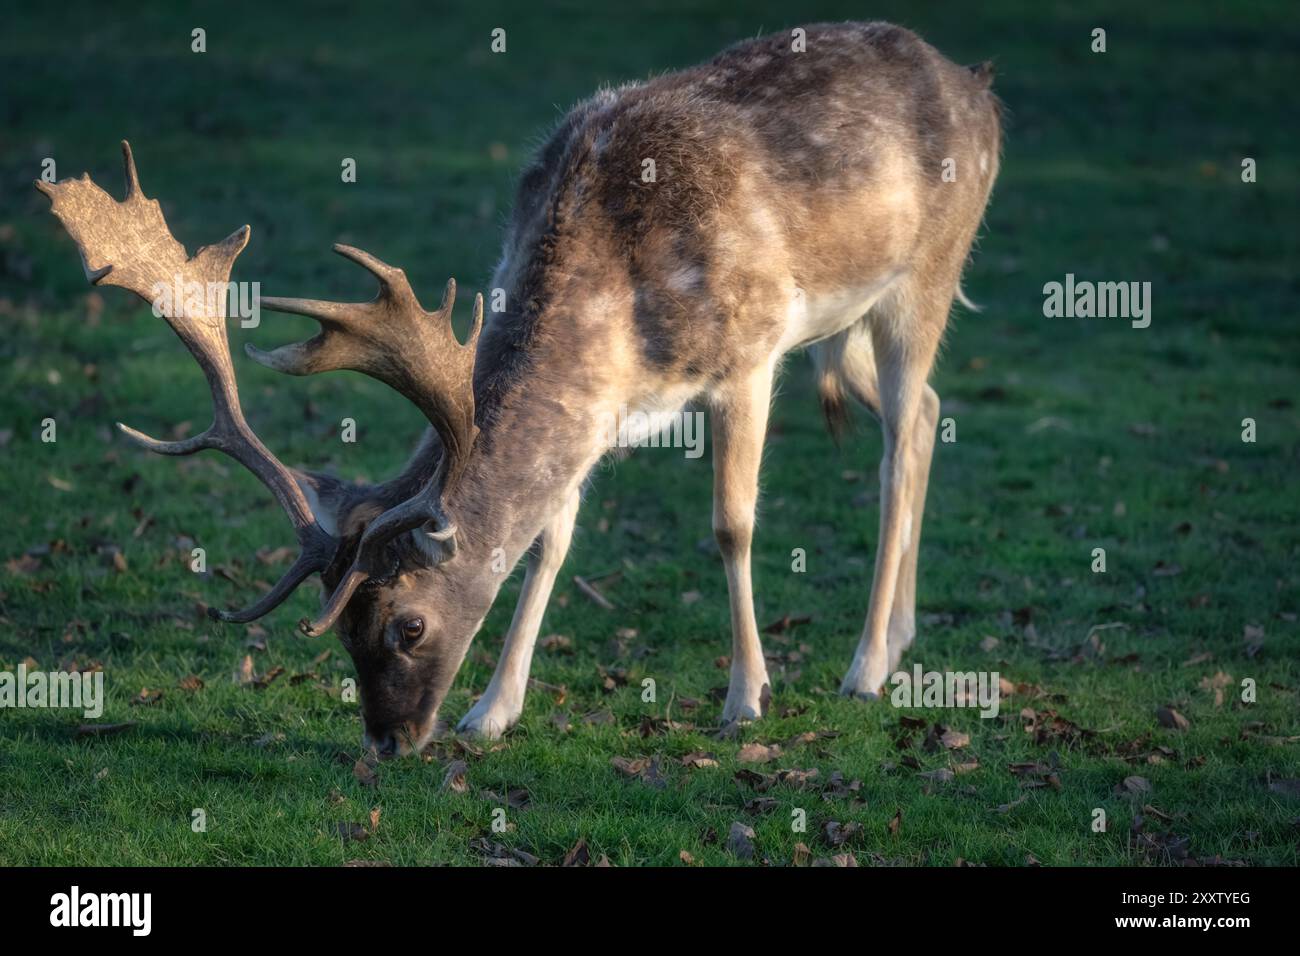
[339,499,387,540]
[294,471,367,539]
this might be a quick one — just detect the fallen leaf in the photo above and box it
[1199,671,1232,708]
[939,728,970,750]
[737,742,782,764]
[335,822,368,842]
[887,808,902,836]
[562,838,590,867]
[539,633,573,653]
[823,820,862,847]
[727,821,756,860]
[611,755,651,776]
[1156,706,1190,731]
[481,788,531,810]
[5,554,41,576]
[920,767,955,785]
[353,757,378,788]
[1117,775,1152,796]
[252,665,285,689]
[610,755,666,789]
[441,759,469,793]
[680,751,719,770]
[744,796,779,815]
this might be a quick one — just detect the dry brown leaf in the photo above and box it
[130,687,163,706]
[539,633,573,653]
[562,838,590,867]
[353,757,378,788]
[727,821,756,860]
[1156,706,1190,731]
[823,820,862,847]
[441,759,469,793]
[680,751,719,769]
[939,728,970,750]
[1117,775,1152,796]
[336,822,368,842]
[737,742,782,764]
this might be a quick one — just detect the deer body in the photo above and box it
[40,21,999,754]
[452,22,1001,736]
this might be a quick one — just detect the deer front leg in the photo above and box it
[457,490,580,739]
[711,365,775,726]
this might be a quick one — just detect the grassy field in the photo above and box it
[1,0,1297,866]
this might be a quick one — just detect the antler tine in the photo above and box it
[252,249,485,636]
[209,216,482,635]
[37,142,338,625]
[253,242,482,512]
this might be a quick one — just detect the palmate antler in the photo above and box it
[251,247,483,636]
[37,142,481,635]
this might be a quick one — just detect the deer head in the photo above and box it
[38,143,486,755]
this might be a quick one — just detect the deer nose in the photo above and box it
[363,729,399,757]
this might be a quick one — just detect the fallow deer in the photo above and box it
[39,21,1000,754]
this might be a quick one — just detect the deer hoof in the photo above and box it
[456,700,519,740]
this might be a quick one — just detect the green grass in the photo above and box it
[1,0,1297,866]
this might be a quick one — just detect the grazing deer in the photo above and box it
[39,22,999,754]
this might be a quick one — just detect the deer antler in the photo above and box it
[248,246,483,636]
[36,142,338,623]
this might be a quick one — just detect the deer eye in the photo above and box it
[399,617,425,647]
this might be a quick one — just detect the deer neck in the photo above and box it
[442,315,603,583]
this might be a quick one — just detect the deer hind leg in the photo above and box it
[710,363,776,725]
[882,381,940,671]
[836,291,945,699]
[812,326,940,677]
[456,489,580,739]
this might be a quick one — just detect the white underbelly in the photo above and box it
[775,271,903,354]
